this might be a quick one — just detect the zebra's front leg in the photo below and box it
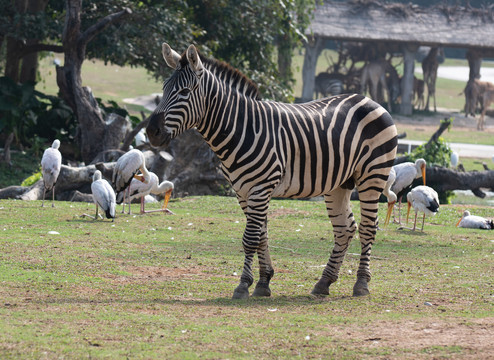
[232,217,263,299]
[312,188,356,296]
[232,192,272,300]
[252,219,274,297]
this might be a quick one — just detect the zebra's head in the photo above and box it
[147,43,205,148]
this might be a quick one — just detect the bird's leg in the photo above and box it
[140,196,145,214]
[398,198,402,224]
[421,213,426,231]
[412,211,418,231]
[127,187,131,215]
[393,197,402,224]
[41,187,46,207]
[94,205,99,221]
[51,186,55,207]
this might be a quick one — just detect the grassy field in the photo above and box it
[0,196,493,358]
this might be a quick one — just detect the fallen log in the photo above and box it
[426,166,494,198]
[351,166,494,201]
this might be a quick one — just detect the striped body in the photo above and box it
[147,44,398,298]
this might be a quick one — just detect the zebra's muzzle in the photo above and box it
[147,113,172,148]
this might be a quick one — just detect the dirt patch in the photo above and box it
[327,317,494,359]
[105,265,216,284]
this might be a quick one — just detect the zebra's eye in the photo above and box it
[178,88,190,97]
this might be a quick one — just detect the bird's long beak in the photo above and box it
[456,217,463,227]
[406,201,412,224]
[384,201,395,227]
[161,189,172,210]
[134,174,146,183]
[421,165,426,185]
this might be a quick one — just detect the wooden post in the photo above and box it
[301,36,324,102]
[466,49,482,81]
[400,44,418,116]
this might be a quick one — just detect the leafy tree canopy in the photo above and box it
[1,0,315,100]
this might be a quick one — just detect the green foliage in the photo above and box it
[409,118,454,167]
[21,167,42,187]
[0,77,76,147]
[410,136,452,167]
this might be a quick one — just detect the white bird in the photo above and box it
[134,129,147,147]
[403,185,439,231]
[116,172,174,214]
[450,151,459,169]
[383,167,397,227]
[41,139,62,207]
[456,210,494,230]
[390,158,427,224]
[89,170,116,221]
[112,149,151,211]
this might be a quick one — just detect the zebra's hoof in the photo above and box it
[352,277,370,297]
[232,283,250,300]
[310,279,330,296]
[252,282,271,297]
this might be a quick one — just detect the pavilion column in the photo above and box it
[301,36,325,102]
[400,44,418,116]
[466,49,482,81]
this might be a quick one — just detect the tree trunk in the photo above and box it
[55,0,131,164]
[426,167,494,197]
[2,132,15,165]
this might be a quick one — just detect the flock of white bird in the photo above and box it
[382,158,493,231]
[40,139,491,229]
[41,139,174,221]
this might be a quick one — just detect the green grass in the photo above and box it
[0,197,493,358]
[37,55,161,111]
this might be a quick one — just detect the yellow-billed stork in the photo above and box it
[112,149,151,212]
[41,139,62,207]
[383,167,397,227]
[402,185,439,231]
[390,158,427,224]
[456,210,494,230]
[90,170,116,221]
[117,171,174,215]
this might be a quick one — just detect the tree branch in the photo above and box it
[79,8,132,47]
[19,43,64,57]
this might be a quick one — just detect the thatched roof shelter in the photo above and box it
[301,0,494,114]
[310,1,494,48]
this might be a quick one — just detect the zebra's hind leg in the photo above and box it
[312,187,356,296]
[352,185,383,297]
[252,219,274,297]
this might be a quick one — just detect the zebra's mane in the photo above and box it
[179,52,261,100]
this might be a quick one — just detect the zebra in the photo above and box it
[146,43,398,299]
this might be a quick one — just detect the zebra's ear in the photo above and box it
[186,44,203,77]
[162,43,181,69]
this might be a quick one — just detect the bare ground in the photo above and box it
[102,265,494,359]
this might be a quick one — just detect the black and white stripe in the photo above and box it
[147,44,398,299]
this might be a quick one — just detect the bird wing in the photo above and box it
[113,150,143,192]
[127,175,155,201]
[92,180,115,212]
[41,148,62,189]
[391,164,416,194]
[460,215,490,229]
[411,186,439,215]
